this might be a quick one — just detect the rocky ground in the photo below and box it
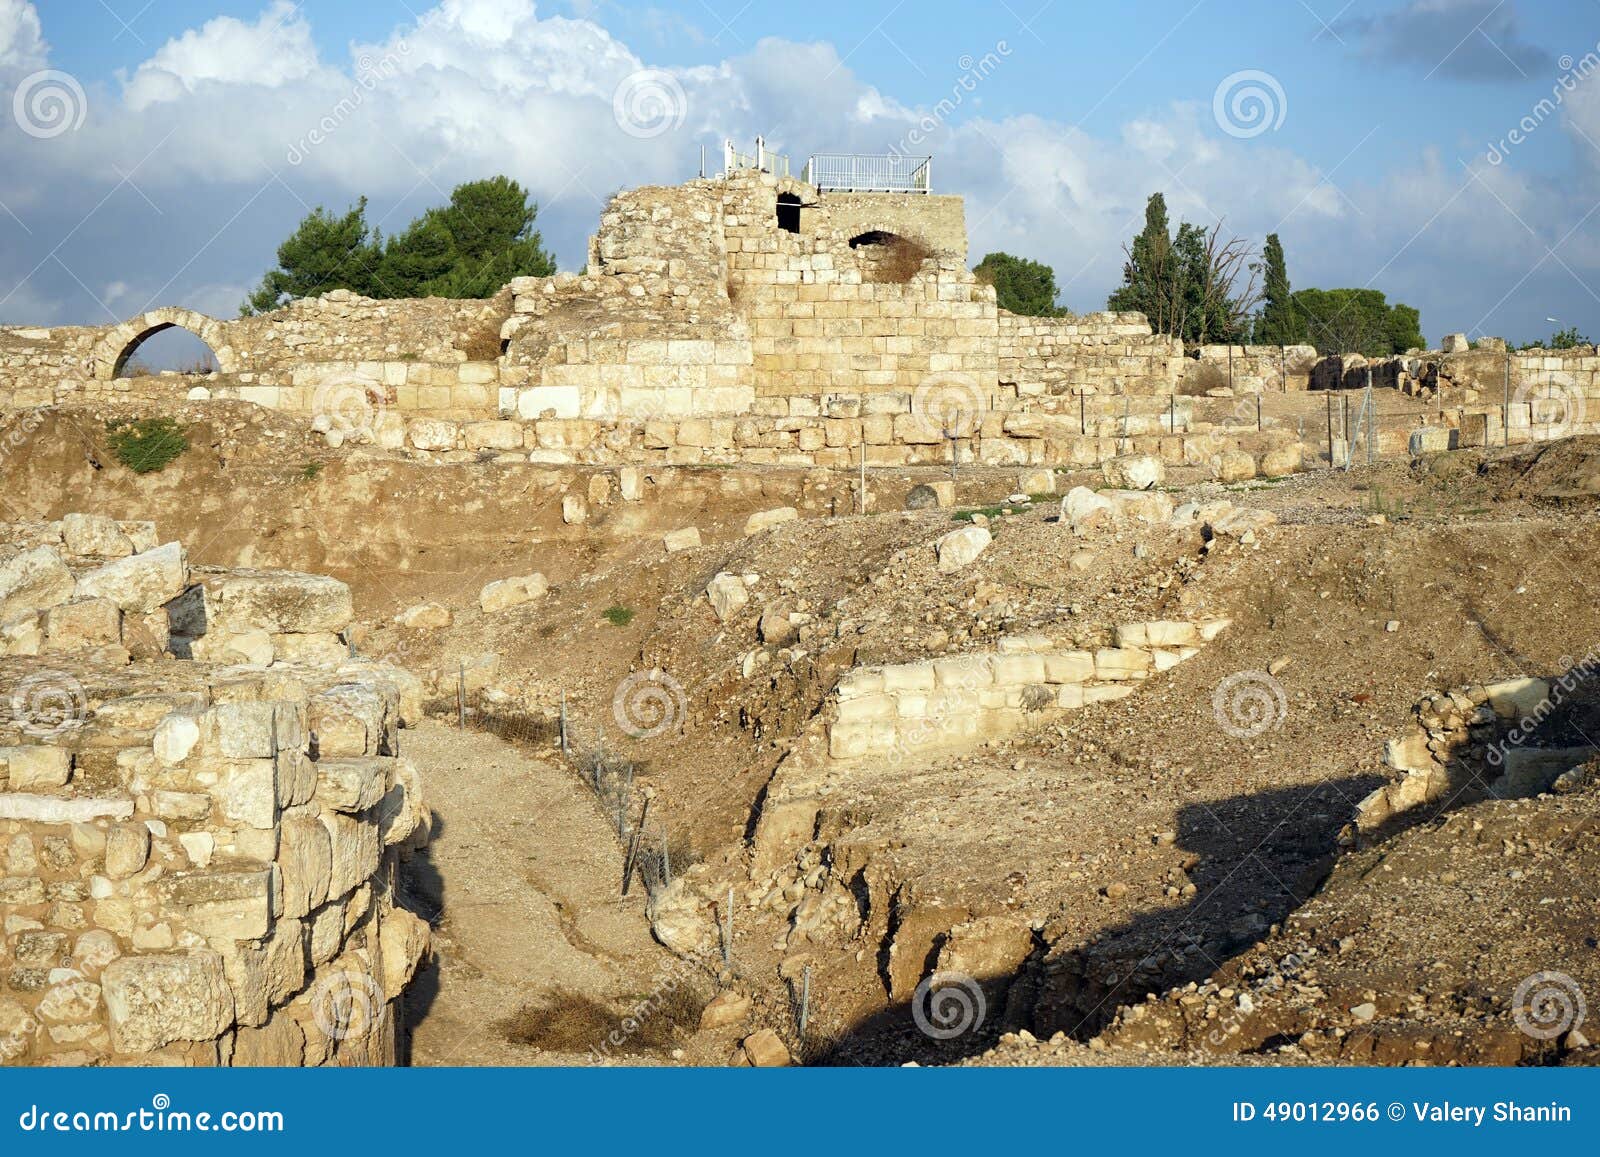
[10,401,1600,1067]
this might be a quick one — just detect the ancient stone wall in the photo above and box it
[998,312,1183,398]
[1192,344,1321,393]
[0,515,430,1067]
[826,618,1231,762]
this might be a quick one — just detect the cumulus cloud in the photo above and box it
[0,0,1594,342]
[1334,0,1554,82]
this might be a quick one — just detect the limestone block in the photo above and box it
[706,572,749,621]
[933,655,993,689]
[0,746,71,790]
[407,418,459,451]
[272,632,348,666]
[562,495,587,524]
[1144,621,1199,647]
[379,908,431,1000]
[1094,647,1152,680]
[377,759,424,848]
[1084,683,1135,704]
[159,867,273,940]
[663,528,701,553]
[828,720,891,759]
[216,759,278,829]
[104,822,150,880]
[309,685,388,759]
[992,654,1047,686]
[836,692,896,723]
[0,794,132,823]
[198,701,278,759]
[1043,651,1095,683]
[102,951,234,1054]
[1484,677,1550,720]
[187,628,274,666]
[1102,454,1164,489]
[881,663,936,693]
[395,602,451,630]
[619,467,643,501]
[1211,449,1257,483]
[1105,489,1175,523]
[935,525,991,573]
[232,1011,306,1067]
[1018,469,1056,495]
[276,812,332,920]
[1441,332,1470,353]
[76,541,186,613]
[744,506,798,536]
[192,568,354,635]
[321,812,380,901]
[741,1028,791,1067]
[61,513,133,559]
[1260,444,1302,476]
[316,757,389,813]
[479,574,548,614]
[0,545,75,620]
[1060,486,1115,531]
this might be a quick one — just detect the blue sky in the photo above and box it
[5,0,1600,346]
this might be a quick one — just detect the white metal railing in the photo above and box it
[800,152,931,193]
[723,137,789,179]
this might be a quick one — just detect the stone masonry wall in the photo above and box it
[998,312,1183,398]
[827,618,1232,762]
[0,515,430,1066]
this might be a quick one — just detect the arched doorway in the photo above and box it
[113,325,219,377]
[91,308,233,381]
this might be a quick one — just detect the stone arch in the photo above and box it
[92,308,235,380]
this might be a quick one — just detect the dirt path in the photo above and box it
[397,720,698,1065]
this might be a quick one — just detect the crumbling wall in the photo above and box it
[0,513,429,1067]
[998,311,1183,398]
[1191,344,1320,393]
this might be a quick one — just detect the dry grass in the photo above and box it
[496,983,707,1055]
[859,234,932,284]
[458,313,510,361]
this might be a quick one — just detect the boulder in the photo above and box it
[1060,487,1116,531]
[706,572,749,621]
[0,746,71,790]
[744,507,798,536]
[1211,449,1257,484]
[1018,469,1056,495]
[0,546,75,620]
[1441,332,1470,354]
[407,419,459,451]
[662,528,701,553]
[699,991,752,1030]
[76,542,187,613]
[61,513,133,559]
[181,568,354,635]
[740,1028,791,1067]
[935,525,991,573]
[1102,454,1164,490]
[1260,444,1302,476]
[395,602,452,630]
[479,574,548,614]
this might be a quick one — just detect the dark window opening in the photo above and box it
[848,229,897,249]
[776,193,801,234]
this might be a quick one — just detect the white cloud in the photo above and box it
[123,0,319,111]
[0,0,44,77]
[0,0,1596,341]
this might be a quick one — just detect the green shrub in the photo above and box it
[602,605,635,627]
[105,417,188,474]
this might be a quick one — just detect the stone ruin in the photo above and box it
[0,514,429,1066]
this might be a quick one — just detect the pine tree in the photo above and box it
[973,252,1064,316]
[242,199,378,315]
[1253,233,1303,344]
